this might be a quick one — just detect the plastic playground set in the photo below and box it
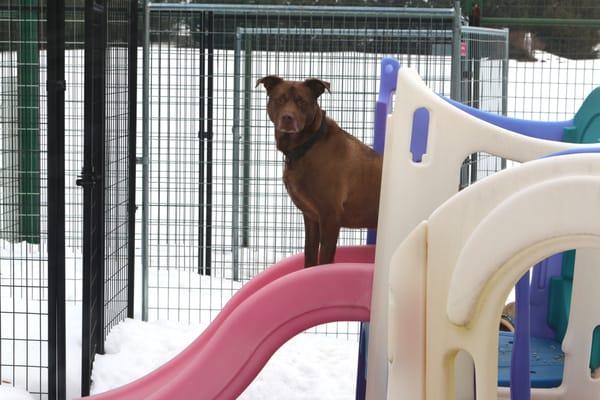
[84,58,600,400]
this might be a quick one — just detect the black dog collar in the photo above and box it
[285,112,328,164]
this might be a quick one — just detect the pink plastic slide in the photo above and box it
[83,246,375,400]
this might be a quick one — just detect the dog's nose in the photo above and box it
[281,113,294,124]
[279,113,298,132]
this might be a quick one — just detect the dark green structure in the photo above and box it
[18,0,40,243]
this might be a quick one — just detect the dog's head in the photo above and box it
[256,75,330,135]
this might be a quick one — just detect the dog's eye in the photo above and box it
[275,96,287,105]
[294,97,305,106]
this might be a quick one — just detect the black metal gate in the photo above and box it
[0,1,66,398]
[79,0,136,395]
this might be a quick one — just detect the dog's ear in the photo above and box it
[256,75,283,94]
[304,78,331,98]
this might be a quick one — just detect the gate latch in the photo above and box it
[76,168,97,188]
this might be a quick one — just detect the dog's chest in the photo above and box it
[282,168,319,219]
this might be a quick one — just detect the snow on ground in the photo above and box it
[88,317,358,400]
[0,385,35,400]
[90,319,204,395]
[66,303,83,400]
[238,334,358,400]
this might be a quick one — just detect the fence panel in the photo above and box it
[0,1,66,398]
[141,4,479,340]
[458,1,600,186]
[474,0,600,121]
[80,0,135,395]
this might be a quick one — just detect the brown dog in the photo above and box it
[257,75,383,267]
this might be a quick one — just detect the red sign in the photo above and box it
[460,41,467,57]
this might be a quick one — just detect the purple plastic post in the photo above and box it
[410,108,430,162]
[511,272,532,400]
[366,57,400,246]
[372,57,400,154]
[358,58,401,400]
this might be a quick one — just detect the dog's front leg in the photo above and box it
[303,215,320,268]
[318,214,341,265]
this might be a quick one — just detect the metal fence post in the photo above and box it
[501,27,509,170]
[242,35,252,248]
[197,11,215,277]
[47,2,66,398]
[205,12,214,276]
[451,1,462,102]
[502,27,509,117]
[232,29,242,281]
[127,0,138,319]
[142,0,150,321]
[453,2,470,189]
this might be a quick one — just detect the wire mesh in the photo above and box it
[462,1,600,184]
[65,1,136,316]
[474,0,600,120]
[458,26,509,187]
[80,0,135,395]
[65,1,85,304]
[142,4,463,339]
[504,24,600,122]
[0,0,135,396]
[0,1,50,398]
[103,0,133,342]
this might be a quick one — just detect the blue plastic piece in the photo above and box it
[542,146,600,158]
[511,272,532,399]
[498,332,564,389]
[443,96,572,142]
[410,108,430,162]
